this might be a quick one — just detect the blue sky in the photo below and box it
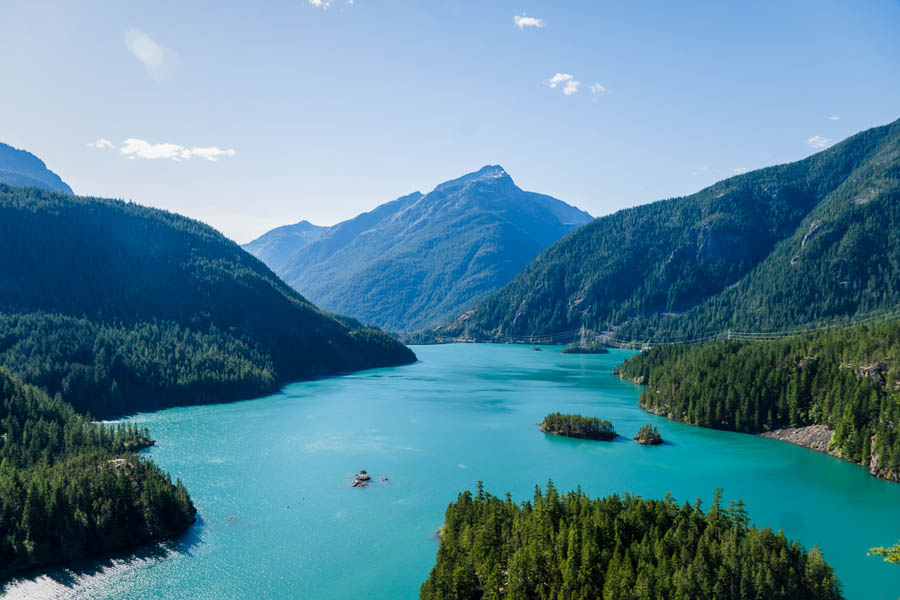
[1,0,898,242]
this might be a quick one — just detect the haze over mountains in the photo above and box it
[0,142,72,194]
[245,165,593,333]
[428,118,900,343]
[243,220,329,272]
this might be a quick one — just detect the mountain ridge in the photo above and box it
[424,118,900,343]
[0,183,415,417]
[245,165,593,332]
[0,142,72,194]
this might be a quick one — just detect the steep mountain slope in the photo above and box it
[0,142,72,194]
[247,166,593,332]
[429,119,900,342]
[0,184,415,417]
[242,220,328,272]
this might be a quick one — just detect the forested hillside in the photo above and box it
[428,119,900,343]
[0,142,72,194]
[246,166,593,332]
[0,184,415,417]
[615,319,900,481]
[0,368,196,576]
[420,483,842,600]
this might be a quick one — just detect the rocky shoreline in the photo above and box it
[760,424,899,482]
[759,424,837,456]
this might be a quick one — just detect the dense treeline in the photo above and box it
[540,413,617,440]
[0,184,415,417]
[420,482,842,600]
[561,344,609,354]
[0,312,276,417]
[427,118,900,344]
[0,368,195,575]
[615,319,900,480]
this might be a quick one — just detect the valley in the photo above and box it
[3,345,897,600]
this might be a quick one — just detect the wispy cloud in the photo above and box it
[828,115,840,121]
[87,138,114,150]
[89,138,236,162]
[514,13,544,29]
[733,167,748,175]
[549,73,580,95]
[308,0,332,7]
[125,29,177,82]
[807,135,831,149]
[589,83,607,95]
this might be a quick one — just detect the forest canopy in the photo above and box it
[420,482,843,600]
[615,319,900,480]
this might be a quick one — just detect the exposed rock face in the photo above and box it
[760,424,836,455]
[857,363,887,386]
[761,425,900,482]
[697,230,750,263]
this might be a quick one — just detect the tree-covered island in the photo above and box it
[540,413,617,441]
[634,424,663,445]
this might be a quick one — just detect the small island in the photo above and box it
[540,412,618,441]
[561,344,610,354]
[351,470,371,487]
[634,424,663,445]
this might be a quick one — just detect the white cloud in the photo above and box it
[549,73,573,88]
[125,29,177,82]
[309,0,332,7]
[118,138,236,162]
[733,167,748,175]
[828,115,840,121]
[807,135,831,149]
[589,83,607,95]
[514,13,544,29]
[87,138,114,150]
[188,146,237,161]
[549,73,581,95]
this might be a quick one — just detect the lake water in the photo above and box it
[3,344,899,599]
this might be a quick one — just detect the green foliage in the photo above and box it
[615,319,900,479]
[429,119,900,343]
[420,483,843,600]
[634,424,662,445]
[540,412,617,440]
[0,368,195,575]
[0,184,415,417]
[869,543,900,564]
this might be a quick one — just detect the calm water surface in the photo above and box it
[4,344,899,599]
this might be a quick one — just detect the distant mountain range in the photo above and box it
[243,220,329,272]
[244,165,593,332]
[425,118,900,343]
[0,142,72,194]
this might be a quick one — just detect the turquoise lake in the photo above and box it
[4,344,899,599]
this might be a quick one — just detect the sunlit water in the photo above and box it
[3,344,899,599]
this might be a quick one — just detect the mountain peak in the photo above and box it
[432,164,512,193]
[0,142,73,195]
